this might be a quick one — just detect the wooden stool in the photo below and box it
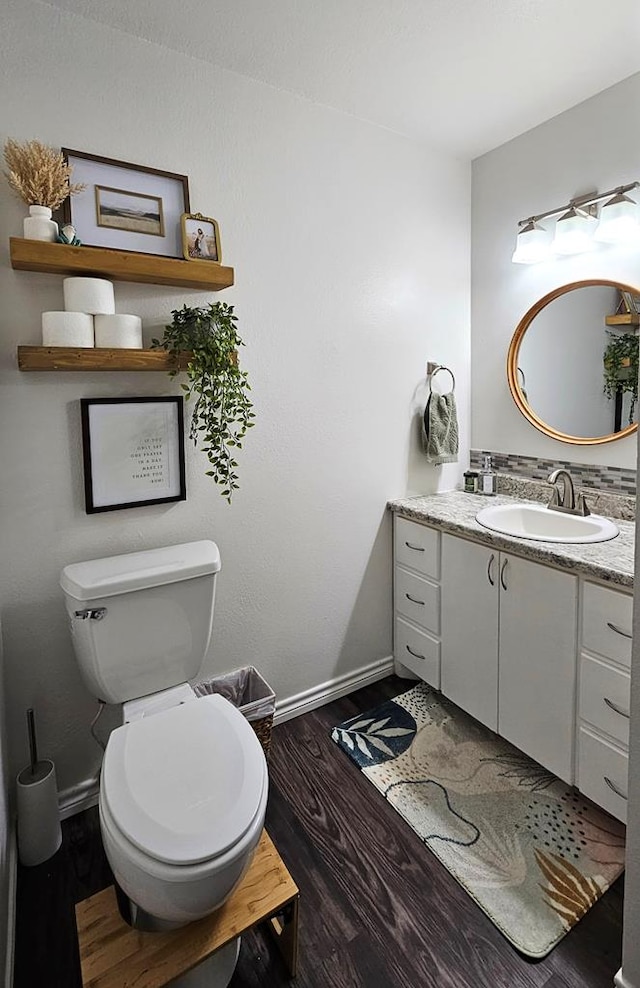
[75,830,299,987]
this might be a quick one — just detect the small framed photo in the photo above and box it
[81,397,186,513]
[181,212,221,262]
[61,149,190,258]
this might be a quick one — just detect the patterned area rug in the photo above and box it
[331,684,625,958]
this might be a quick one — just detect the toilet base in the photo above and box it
[115,882,187,932]
[170,937,240,988]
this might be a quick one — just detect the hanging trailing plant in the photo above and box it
[152,302,254,502]
[603,330,639,426]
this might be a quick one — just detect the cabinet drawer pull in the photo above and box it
[500,558,508,591]
[487,553,495,587]
[405,541,425,552]
[604,776,628,800]
[604,696,630,719]
[405,593,425,605]
[607,621,632,640]
[406,645,426,661]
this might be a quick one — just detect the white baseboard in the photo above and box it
[59,775,100,820]
[615,969,635,988]
[4,828,16,988]
[274,655,394,725]
[59,656,395,818]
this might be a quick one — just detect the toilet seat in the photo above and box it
[102,694,267,866]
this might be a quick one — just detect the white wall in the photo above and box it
[0,629,12,988]
[472,72,640,467]
[0,0,470,795]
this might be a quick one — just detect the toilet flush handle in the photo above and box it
[74,607,107,621]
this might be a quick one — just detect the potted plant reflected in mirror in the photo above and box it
[603,331,639,427]
[152,302,255,502]
[2,139,85,241]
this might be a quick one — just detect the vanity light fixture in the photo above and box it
[594,191,640,244]
[512,181,640,263]
[511,220,553,264]
[552,205,598,255]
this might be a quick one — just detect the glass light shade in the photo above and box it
[552,207,597,254]
[511,221,552,264]
[594,193,640,244]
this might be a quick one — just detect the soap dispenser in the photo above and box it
[480,455,497,496]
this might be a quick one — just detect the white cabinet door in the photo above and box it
[498,554,577,784]
[441,534,499,731]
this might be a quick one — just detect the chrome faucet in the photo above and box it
[547,469,590,516]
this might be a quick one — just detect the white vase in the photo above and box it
[23,205,58,242]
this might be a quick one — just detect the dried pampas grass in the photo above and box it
[3,139,85,209]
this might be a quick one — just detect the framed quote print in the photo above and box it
[81,397,186,513]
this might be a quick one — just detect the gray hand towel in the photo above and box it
[421,392,459,465]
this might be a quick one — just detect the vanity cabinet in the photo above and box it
[577,581,632,823]
[440,534,577,782]
[392,506,632,820]
[440,536,498,730]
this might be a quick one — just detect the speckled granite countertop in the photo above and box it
[388,491,635,590]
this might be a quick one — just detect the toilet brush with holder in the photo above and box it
[16,708,62,867]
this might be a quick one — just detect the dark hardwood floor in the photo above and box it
[14,676,623,987]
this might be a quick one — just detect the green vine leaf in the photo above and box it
[152,302,253,503]
[603,330,639,426]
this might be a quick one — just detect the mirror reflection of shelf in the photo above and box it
[605,313,640,328]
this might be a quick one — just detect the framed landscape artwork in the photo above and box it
[61,149,190,258]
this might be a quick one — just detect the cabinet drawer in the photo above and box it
[582,582,632,668]
[577,727,628,824]
[395,567,439,634]
[395,616,440,688]
[580,655,630,747]
[394,516,440,580]
[394,566,440,636]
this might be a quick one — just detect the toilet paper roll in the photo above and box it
[16,759,62,866]
[94,313,143,349]
[63,277,115,315]
[42,311,94,347]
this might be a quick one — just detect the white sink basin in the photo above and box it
[475,502,619,544]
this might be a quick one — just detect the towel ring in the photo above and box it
[428,364,455,395]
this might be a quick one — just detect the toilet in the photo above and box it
[60,540,268,960]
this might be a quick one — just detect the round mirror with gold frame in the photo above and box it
[507,279,639,445]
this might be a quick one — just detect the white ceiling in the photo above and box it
[45,0,640,158]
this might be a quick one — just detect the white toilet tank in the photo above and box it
[60,541,221,704]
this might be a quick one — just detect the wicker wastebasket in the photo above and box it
[194,666,276,758]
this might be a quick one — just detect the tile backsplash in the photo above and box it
[469,449,636,521]
[470,450,637,496]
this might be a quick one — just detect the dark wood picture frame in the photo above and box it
[81,397,186,513]
[60,149,190,258]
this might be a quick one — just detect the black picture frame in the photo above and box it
[81,397,186,513]
[61,149,190,258]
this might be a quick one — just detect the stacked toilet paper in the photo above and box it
[42,278,143,349]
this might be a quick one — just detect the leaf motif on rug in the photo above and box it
[481,753,556,792]
[457,820,527,888]
[330,702,416,767]
[535,849,602,929]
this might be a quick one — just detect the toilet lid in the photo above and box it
[102,695,266,866]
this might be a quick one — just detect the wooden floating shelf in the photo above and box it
[9,238,234,291]
[17,346,197,372]
[605,313,640,327]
